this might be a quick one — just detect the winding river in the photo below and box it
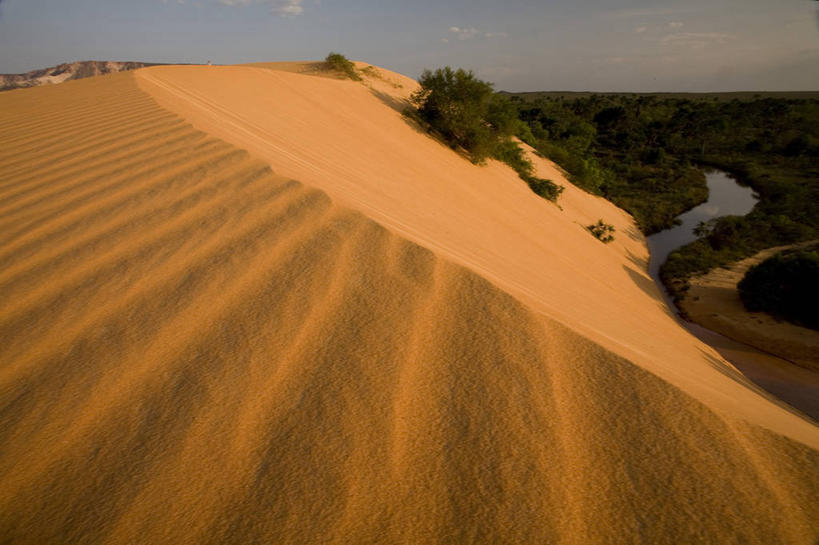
[646,169,758,284]
[644,170,819,421]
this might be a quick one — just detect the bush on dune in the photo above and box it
[409,66,563,202]
[492,138,564,201]
[588,220,616,243]
[410,67,501,162]
[324,52,361,81]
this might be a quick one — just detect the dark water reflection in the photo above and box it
[642,171,819,421]
[647,170,758,281]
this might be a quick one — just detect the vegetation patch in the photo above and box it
[737,248,819,330]
[359,65,403,88]
[505,91,818,299]
[491,138,564,201]
[509,94,713,234]
[409,66,562,203]
[324,52,361,81]
[587,220,615,243]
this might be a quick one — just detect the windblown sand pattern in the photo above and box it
[0,70,817,544]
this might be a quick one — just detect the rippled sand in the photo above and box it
[0,66,816,544]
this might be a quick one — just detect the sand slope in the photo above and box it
[137,63,817,439]
[0,69,817,543]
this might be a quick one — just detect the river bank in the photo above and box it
[647,169,758,281]
[680,240,819,371]
[646,170,819,420]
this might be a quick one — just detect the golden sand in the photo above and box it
[0,66,817,543]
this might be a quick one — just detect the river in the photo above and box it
[646,169,758,282]
[644,170,818,421]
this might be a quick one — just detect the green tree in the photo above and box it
[738,249,819,330]
[410,67,516,162]
[409,67,563,202]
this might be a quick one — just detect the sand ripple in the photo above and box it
[0,71,817,544]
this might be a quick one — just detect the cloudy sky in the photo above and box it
[0,0,817,91]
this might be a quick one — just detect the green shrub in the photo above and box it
[409,67,564,203]
[737,249,819,330]
[410,67,517,163]
[360,65,378,78]
[492,139,564,202]
[527,177,564,201]
[588,220,615,243]
[535,141,608,195]
[492,138,534,178]
[324,52,361,81]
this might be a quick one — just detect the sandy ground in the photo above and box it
[136,62,816,436]
[0,66,817,543]
[681,241,819,371]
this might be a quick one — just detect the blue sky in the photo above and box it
[0,0,817,91]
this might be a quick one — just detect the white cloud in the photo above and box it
[447,25,504,41]
[605,7,695,19]
[668,21,684,28]
[660,32,734,50]
[635,26,647,34]
[449,26,479,40]
[218,0,304,16]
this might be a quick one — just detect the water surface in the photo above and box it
[647,170,758,281]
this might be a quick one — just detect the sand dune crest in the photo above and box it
[0,69,817,543]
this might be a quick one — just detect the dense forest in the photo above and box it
[507,92,819,301]
[402,62,818,309]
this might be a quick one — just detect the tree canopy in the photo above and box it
[408,66,563,201]
[738,249,819,330]
[410,67,517,162]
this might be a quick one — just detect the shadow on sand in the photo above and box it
[623,265,676,319]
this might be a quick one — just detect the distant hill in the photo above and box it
[0,61,166,91]
[501,90,819,101]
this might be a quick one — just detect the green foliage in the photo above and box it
[410,67,562,203]
[324,52,361,81]
[588,220,615,243]
[360,65,378,78]
[737,249,819,330]
[410,67,518,162]
[527,177,564,201]
[512,93,711,233]
[491,138,564,201]
[506,90,819,300]
[492,138,534,177]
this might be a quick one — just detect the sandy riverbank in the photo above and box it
[681,241,819,371]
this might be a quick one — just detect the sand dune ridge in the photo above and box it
[0,68,817,543]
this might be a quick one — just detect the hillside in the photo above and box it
[503,90,819,102]
[0,60,162,91]
[0,64,817,544]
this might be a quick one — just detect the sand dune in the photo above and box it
[0,67,817,543]
[137,63,817,439]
